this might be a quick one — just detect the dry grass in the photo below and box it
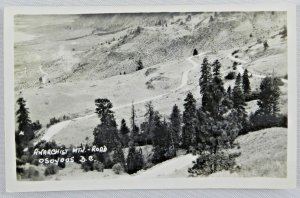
[235,127,287,177]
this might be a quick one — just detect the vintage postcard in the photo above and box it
[4,5,297,192]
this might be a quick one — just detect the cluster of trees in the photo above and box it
[187,57,284,175]
[15,54,285,178]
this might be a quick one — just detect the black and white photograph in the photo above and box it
[4,5,297,191]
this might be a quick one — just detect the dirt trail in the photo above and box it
[227,54,287,84]
[37,52,207,143]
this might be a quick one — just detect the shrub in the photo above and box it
[44,164,59,176]
[81,161,93,172]
[232,49,239,55]
[188,151,240,176]
[112,163,124,175]
[232,62,238,70]
[225,72,236,80]
[248,113,287,132]
[32,120,42,131]
[46,117,60,128]
[93,161,104,172]
[23,166,41,180]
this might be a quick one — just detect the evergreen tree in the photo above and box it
[143,101,155,144]
[227,86,232,98]
[233,62,237,70]
[232,73,246,111]
[193,48,198,56]
[120,118,130,147]
[232,73,247,132]
[136,58,144,71]
[16,97,34,142]
[152,113,171,163]
[126,144,144,174]
[199,57,212,112]
[210,60,225,117]
[182,92,197,149]
[250,76,281,130]
[130,103,139,143]
[93,98,120,151]
[113,144,125,167]
[199,57,211,95]
[242,69,251,95]
[263,41,269,51]
[170,104,181,149]
[257,76,280,116]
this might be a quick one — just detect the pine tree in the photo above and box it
[232,73,247,132]
[16,97,34,142]
[256,76,281,116]
[193,48,198,56]
[136,58,144,71]
[210,60,225,117]
[199,57,212,112]
[182,92,197,149]
[130,103,139,143]
[120,118,130,147]
[126,145,144,174]
[232,73,246,111]
[93,98,120,151]
[143,101,155,144]
[170,104,181,149]
[227,86,232,98]
[151,112,172,163]
[242,69,251,95]
[250,77,281,130]
[113,144,125,167]
[199,57,212,95]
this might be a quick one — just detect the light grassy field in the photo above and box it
[211,127,287,178]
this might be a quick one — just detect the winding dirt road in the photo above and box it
[38,52,207,143]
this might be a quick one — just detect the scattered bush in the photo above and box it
[248,113,287,132]
[81,161,94,172]
[232,49,239,55]
[46,115,70,128]
[188,151,240,176]
[23,166,41,180]
[225,72,236,80]
[32,120,42,131]
[46,117,60,128]
[232,62,238,70]
[44,164,59,176]
[136,59,144,71]
[93,161,104,172]
[112,163,124,175]
[263,41,269,51]
[145,68,157,76]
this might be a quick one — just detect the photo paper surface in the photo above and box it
[4,5,297,192]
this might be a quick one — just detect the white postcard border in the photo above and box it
[4,4,297,192]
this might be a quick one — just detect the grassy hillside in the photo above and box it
[211,127,287,177]
[14,12,286,90]
[35,127,287,180]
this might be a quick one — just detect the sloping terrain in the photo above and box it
[41,127,286,180]
[211,127,287,177]
[15,12,286,90]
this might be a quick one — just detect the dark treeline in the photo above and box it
[15,56,286,179]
